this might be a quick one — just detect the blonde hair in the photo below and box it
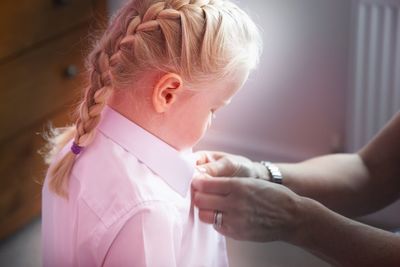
[45,0,262,198]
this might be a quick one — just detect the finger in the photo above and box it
[212,211,232,237]
[198,209,214,224]
[196,208,235,238]
[199,158,233,177]
[192,172,212,180]
[195,151,228,165]
[192,177,232,195]
[198,209,232,240]
[198,209,232,235]
[193,192,227,210]
[214,224,230,237]
[195,151,211,165]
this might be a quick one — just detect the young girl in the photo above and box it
[41,0,261,266]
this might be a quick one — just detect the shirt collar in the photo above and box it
[97,105,196,197]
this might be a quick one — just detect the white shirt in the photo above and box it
[42,106,229,267]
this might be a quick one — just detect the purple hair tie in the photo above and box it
[71,142,83,155]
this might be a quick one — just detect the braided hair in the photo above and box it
[46,0,262,197]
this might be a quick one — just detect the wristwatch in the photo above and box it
[260,161,283,184]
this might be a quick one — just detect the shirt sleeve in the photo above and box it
[103,202,183,267]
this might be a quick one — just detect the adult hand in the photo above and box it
[195,151,268,179]
[192,175,308,243]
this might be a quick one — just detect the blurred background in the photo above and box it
[0,0,399,266]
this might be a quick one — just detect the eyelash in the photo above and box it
[211,109,217,119]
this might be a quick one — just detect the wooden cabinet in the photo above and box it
[0,0,95,61]
[0,0,107,240]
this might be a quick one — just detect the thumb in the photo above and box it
[195,151,211,165]
[197,157,234,177]
[195,151,229,165]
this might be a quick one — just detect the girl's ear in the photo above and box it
[152,73,183,113]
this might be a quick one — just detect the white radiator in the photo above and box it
[347,0,400,152]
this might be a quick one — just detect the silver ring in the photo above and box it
[213,210,223,229]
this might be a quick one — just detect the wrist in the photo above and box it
[253,162,271,180]
[289,196,324,247]
[259,161,283,184]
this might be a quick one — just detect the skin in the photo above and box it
[192,111,400,266]
[107,69,249,150]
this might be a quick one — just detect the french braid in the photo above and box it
[46,0,262,197]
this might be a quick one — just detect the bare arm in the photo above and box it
[295,196,400,266]
[197,112,400,217]
[194,112,400,266]
[279,112,400,216]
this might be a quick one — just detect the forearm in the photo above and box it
[294,197,400,266]
[276,153,380,216]
[274,112,400,217]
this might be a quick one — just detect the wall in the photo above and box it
[196,0,351,163]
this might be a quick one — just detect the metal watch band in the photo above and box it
[260,161,283,184]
